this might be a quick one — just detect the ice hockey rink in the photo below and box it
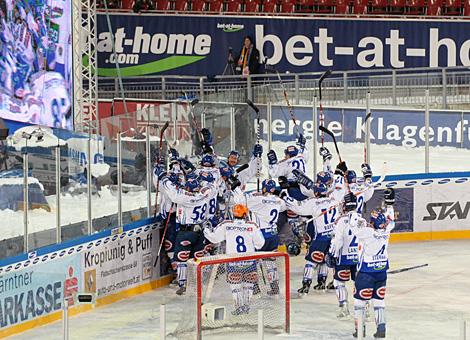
[9,239,470,340]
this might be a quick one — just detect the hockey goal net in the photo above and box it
[172,252,290,340]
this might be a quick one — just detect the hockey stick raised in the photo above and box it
[318,69,331,146]
[153,204,174,268]
[319,125,342,162]
[246,99,262,192]
[153,121,170,217]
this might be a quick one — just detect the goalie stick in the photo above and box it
[153,121,170,217]
[389,263,428,274]
[318,69,332,146]
[246,99,262,192]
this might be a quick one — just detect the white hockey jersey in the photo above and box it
[204,219,265,254]
[285,196,339,241]
[350,215,395,273]
[330,212,360,265]
[196,166,222,187]
[350,180,375,215]
[160,177,215,225]
[232,188,286,237]
[268,145,309,180]
[237,156,261,187]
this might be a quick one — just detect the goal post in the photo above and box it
[173,252,290,340]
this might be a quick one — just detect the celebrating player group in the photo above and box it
[153,122,396,339]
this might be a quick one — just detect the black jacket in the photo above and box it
[234,46,260,75]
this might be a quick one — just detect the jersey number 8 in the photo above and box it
[236,236,247,253]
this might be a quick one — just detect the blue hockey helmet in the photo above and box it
[185,172,198,181]
[180,158,196,175]
[198,171,215,183]
[316,171,333,185]
[314,183,328,197]
[284,145,299,157]
[200,154,216,167]
[185,178,200,192]
[370,211,387,229]
[262,179,276,194]
[346,170,357,184]
[168,172,181,185]
[219,166,234,179]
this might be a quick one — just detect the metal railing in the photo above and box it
[97,66,470,109]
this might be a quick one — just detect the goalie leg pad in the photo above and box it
[243,282,255,305]
[334,279,348,306]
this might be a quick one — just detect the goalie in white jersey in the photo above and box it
[204,204,265,315]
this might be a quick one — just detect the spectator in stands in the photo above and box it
[234,36,260,77]
[133,0,155,12]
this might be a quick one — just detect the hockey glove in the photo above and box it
[293,169,315,190]
[361,163,372,179]
[227,175,241,191]
[200,128,213,147]
[252,143,263,157]
[278,176,290,189]
[319,146,332,162]
[153,165,166,181]
[296,133,306,149]
[335,161,348,176]
[325,253,337,268]
[267,149,278,165]
[384,188,395,205]
[169,148,179,161]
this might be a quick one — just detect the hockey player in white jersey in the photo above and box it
[267,133,308,180]
[283,182,340,294]
[351,210,395,339]
[204,204,265,315]
[159,175,216,295]
[327,192,360,318]
[232,179,286,295]
[222,144,263,188]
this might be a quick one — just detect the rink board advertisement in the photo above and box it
[97,13,470,76]
[0,218,166,336]
[0,0,73,130]
[265,106,470,149]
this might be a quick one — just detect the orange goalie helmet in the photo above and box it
[233,204,249,219]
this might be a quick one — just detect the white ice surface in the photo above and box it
[10,240,470,340]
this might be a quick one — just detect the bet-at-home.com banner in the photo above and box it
[0,223,161,332]
[97,14,470,76]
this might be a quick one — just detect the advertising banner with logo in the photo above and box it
[0,219,165,336]
[97,14,470,76]
[81,225,159,298]
[99,99,192,142]
[413,178,470,232]
[264,106,470,148]
[0,254,80,329]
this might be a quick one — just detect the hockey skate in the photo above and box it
[353,326,366,338]
[297,280,311,296]
[313,281,326,291]
[373,329,386,338]
[175,286,186,295]
[267,281,280,296]
[336,303,350,319]
[327,281,335,290]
